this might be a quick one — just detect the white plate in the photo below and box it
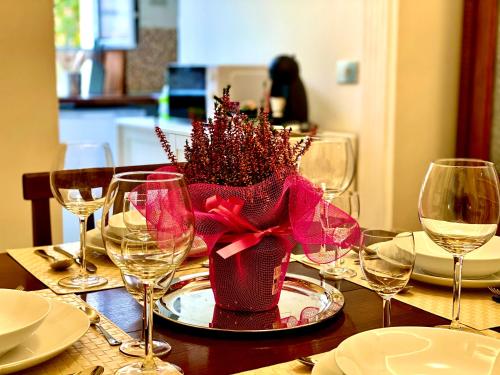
[0,300,89,374]
[411,266,500,288]
[311,349,344,375]
[334,326,500,375]
[414,231,500,278]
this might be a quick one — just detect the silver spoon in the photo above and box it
[53,246,98,274]
[297,356,318,367]
[34,249,73,271]
[81,306,122,346]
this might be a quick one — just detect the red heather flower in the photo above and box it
[156,86,311,186]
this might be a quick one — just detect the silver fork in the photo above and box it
[488,286,500,295]
[488,287,500,303]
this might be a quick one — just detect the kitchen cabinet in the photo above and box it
[116,116,191,166]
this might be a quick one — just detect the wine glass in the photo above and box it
[418,158,500,329]
[119,191,174,357]
[359,230,415,327]
[50,142,113,288]
[102,171,194,374]
[298,135,356,278]
[320,191,360,279]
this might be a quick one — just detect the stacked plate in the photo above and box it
[411,231,500,288]
[90,213,208,257]
[312,326,500,375]
[0,289,89,374]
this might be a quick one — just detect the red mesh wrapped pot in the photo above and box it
[209,236,292,311]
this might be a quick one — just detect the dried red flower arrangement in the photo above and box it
[155,87,311,186]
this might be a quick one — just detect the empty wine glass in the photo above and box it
[418,158,500,329]
[119,192,173,357]
[359,230,415,327]
[102,171,194,374]
[298,135,356,277]
[50,142,113,288]
[321,191,360,279]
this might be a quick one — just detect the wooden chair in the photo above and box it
[22,163,169,246]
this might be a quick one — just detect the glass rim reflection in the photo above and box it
[431,158,495,168]
[113,171,185,183]
[362,229,413,241]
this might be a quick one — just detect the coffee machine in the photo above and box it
[269,55,309,129]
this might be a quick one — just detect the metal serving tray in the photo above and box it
[155,272,344,333]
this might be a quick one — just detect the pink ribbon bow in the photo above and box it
[205,195,292,259]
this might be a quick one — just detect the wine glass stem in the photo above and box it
[78,217,88,277]
[451,255,464,329]
[382,296,391,327]
[141,294,146,341]
[143,283,156,370]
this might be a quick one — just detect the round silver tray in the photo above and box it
[155,272,344,333]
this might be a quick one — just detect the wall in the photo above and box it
[358,0,462,231]
[178,0,364,133]
[391,0,463,230]
[0,0,60,248]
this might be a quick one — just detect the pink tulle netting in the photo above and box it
[128,176,195,254]
[153,167,361,311]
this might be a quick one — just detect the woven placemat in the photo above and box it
[292,253,500,331]
[15,289,137,375]
[8,245,124,294]
[236,357,318,375]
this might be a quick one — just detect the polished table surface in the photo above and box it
[1,253,449,374]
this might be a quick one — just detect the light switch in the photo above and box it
[336,60,359,84]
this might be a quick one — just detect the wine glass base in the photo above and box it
[58,274,108,289]
[115,360,183,374]
[434,324,483,334]
[320,266,357,280]
[120,339,172,357]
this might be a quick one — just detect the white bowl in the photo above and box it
[414,231,500,278]
[0,290,51,357]
[335,326,500,375]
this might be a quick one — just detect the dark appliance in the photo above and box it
[269,55,308,126]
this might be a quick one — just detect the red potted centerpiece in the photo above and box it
[156,87,360,312]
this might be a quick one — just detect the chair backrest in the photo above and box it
[22,163,169,246]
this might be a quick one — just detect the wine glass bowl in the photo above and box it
[418,158,500,329]
[359,230,415,327]
[50,142,113,289]
[320,191,360,279]
[298,135,355,195]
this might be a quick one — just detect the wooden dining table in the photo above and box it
[0,251,451,375]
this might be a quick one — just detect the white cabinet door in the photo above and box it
[116,117,192,166]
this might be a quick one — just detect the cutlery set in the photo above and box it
[34,247,98,273]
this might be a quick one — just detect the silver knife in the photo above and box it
[53,246,98,273]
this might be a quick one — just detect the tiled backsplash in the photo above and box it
[126,27,177,94]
